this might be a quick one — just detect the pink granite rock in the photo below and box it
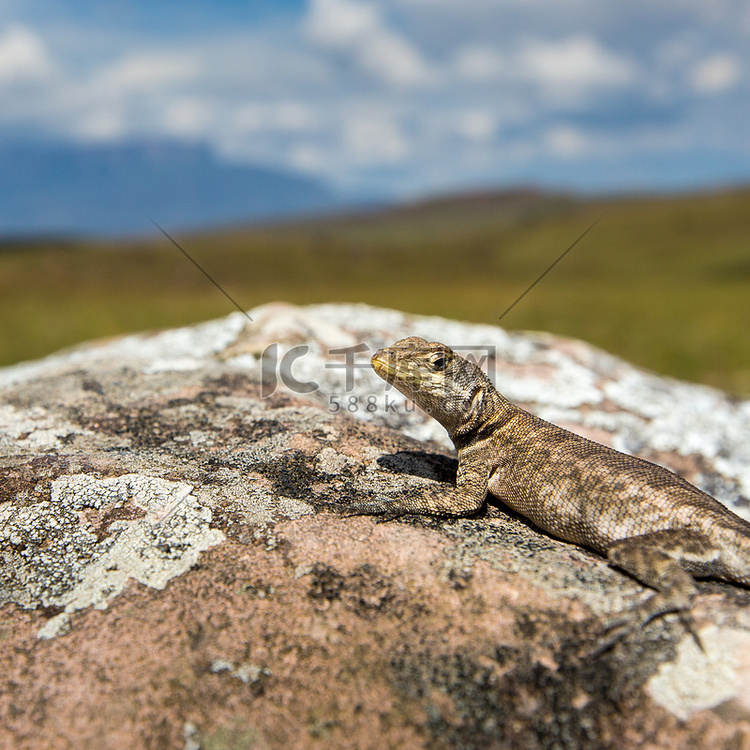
[1,303,749,749]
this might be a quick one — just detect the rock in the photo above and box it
[1,301,750,749]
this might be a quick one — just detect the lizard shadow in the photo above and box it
[377,451,457,483]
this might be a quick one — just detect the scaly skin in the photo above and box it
[345,336,750,634]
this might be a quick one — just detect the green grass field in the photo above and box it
[1,187,749,395]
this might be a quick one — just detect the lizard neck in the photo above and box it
[447,381,516,449]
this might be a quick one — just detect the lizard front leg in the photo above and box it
[342,453,489,520]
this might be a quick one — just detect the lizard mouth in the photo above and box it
[371,352,398,382]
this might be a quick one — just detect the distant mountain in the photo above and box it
[0,140,339,236]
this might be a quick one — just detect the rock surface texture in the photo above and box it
[1,301,750,749]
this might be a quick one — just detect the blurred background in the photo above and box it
[0,0,748,393]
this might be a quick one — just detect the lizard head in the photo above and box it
[371,336,494,435]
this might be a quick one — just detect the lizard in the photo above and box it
[343,336,750,638]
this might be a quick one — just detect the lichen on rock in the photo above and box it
[1,472,224,637]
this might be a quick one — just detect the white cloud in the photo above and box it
[357,28,435,87]
[288,142,330,172]
[161,97,215,138]
[45,50,204,143]
[453,35,636,103]
[544,125,588,158]
[233,101,319,134]
[306,0,379,46]
[0,24,52,83]
[520,36,635,89]
[342,109,409,164]
[456,110,496,141]
[74,108,127,140]
[689,54,741,94]
[454,45,505,81]
[97,51,200,93]
[306,0,435,87]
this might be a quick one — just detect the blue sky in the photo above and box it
[2,0,749,199]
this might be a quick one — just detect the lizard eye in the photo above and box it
[429,353,448,371]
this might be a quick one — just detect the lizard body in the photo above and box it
[347,336,750,630]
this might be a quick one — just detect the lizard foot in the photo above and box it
[584,591,702,657]
[596,533,703,654]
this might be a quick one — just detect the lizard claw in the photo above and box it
[337,498,409,520]
[578,612,654,659]
[678,610,705,652]
[585,619,633,657]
